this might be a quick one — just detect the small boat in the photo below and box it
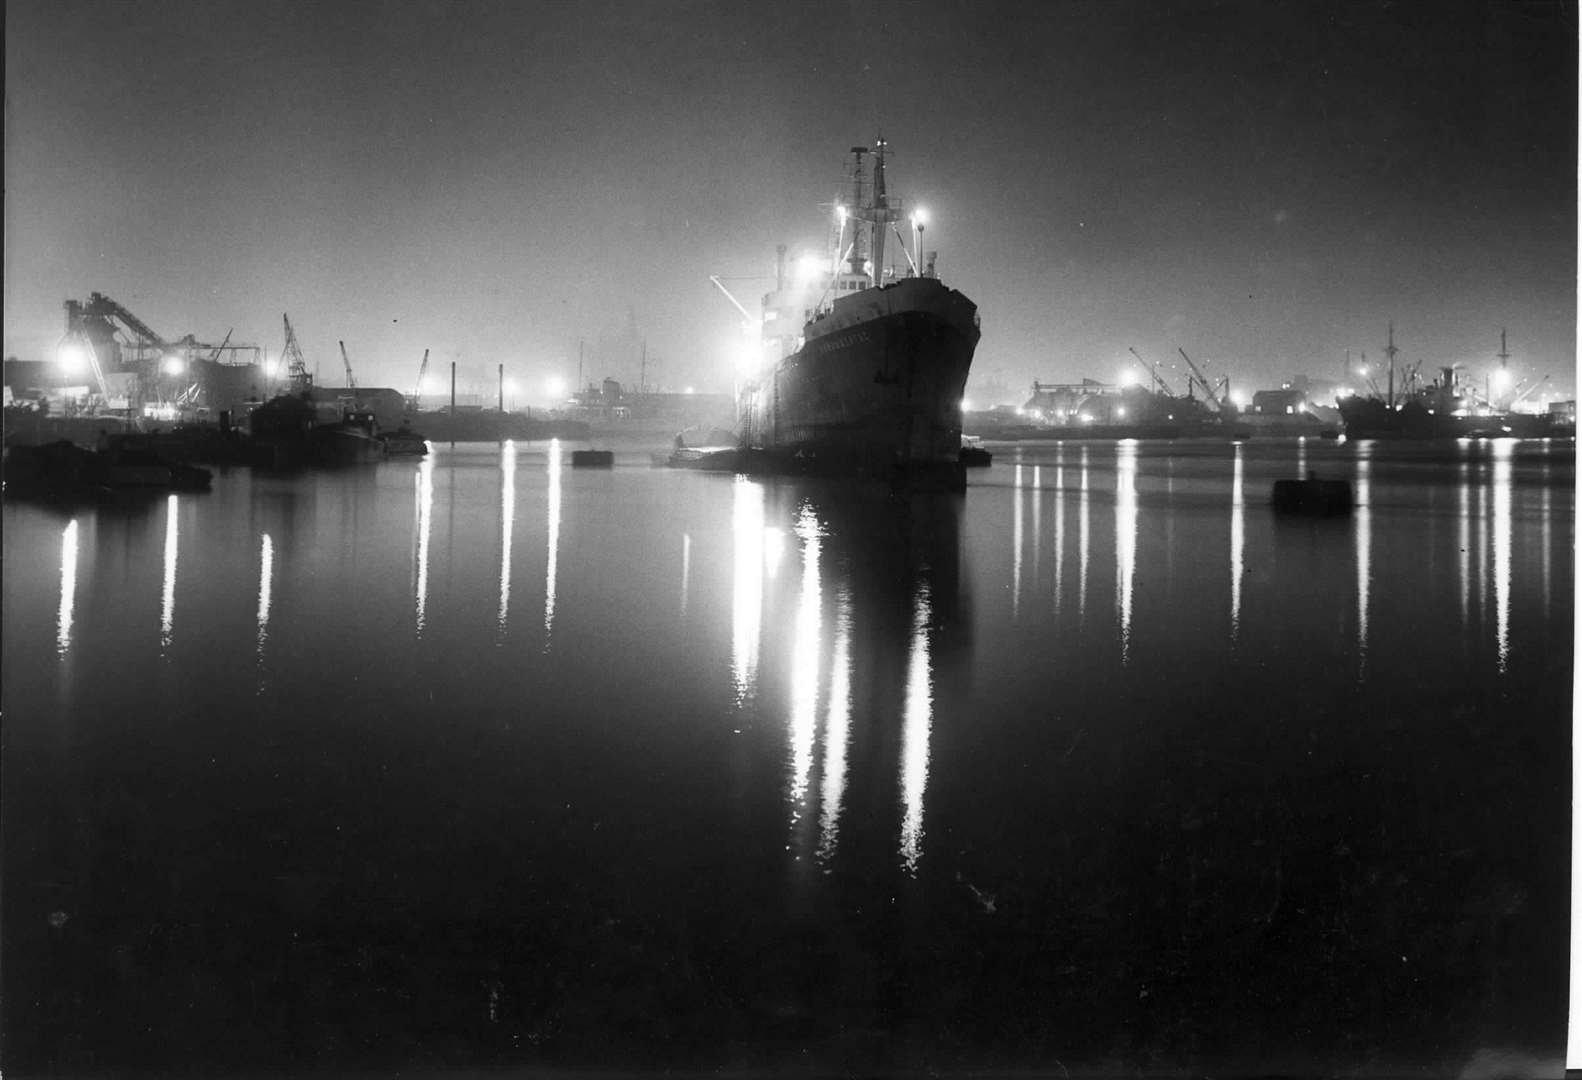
[570,449,614,468]
[381,424,429,456]
[664,445,740,471]
[958,436,992,467]
[1271,472,1353,516]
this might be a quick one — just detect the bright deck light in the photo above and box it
[545,375,567,399]
[162,355,186,376]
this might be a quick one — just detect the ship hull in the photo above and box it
[1339,397,1556,439]
[739,277,979,487]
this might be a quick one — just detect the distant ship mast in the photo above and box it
[1384,323,1398,409]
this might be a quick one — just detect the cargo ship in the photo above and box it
[731,140,980,489]
[1337,327,1559,439]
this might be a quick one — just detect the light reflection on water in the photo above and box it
[1355,452,1372,673]
[731,474,764,707]
[1115,441,1137,662]
[0,436,1570,1074]
[160,493,178,651]
[1459,459,1471,630]
[1078,445,1090,618]
[898,579,934,874]
[1052,446,1065,612]
[1230,442,1244,640]
[787,503,822,815]
[256,533,273,668]
[56,519,78,658]
[543,439,561,648]
[816,588,853,866]
[497,440,516,638]
[413,453,434,635]
[1011,462,1022,619]
[1492,440,1513,672]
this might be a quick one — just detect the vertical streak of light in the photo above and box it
[257,533,274,658]
[1541,465,1551,624]
[544,439,562,648]
[1231,443,1244,641]
[817,590,853,865]
[1011,463,1023,619]
[414,453,434,636]
[1115,442,1138,663]
[898,581,933,874]
[1458,459,1471,630]
[1296,436,1307,479]
[1031,465,1042,587]
[1355,458,1371,674]
[681,533,692,616]
[732,476,765,706]
[1078,446,1090,619]
[788,504,823,825]
[160,494,178,651]
[1477,479,1489,624]
[1053,448,1065,613]
[498,440,516,637]
[1491,440,1513,672]
[57,519,79,658]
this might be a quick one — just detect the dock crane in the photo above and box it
[207,329,233,364]
[410,348,430,412]
[339,340,360,409]
[1128,347,1175,396]
[281,314,311,390]
[1177,347,1227,412]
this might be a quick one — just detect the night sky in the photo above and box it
[5,0,1576,405]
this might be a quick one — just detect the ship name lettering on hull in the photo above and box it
[813,329,873,356]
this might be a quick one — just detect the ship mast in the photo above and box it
[869,139,890,288]
[847,146,868,275]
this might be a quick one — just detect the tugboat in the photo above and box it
[724,139,981,490]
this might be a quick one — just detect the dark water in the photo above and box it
[2,435,1572,1076]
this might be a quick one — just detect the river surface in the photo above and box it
[2,435,1572,1076]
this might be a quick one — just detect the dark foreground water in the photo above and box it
[2,435,1572,1077]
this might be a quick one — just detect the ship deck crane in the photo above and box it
[1128,347,1175,396]
[1177,347,1226,411]
[410,348,430,411]
[1510,373,1550,408]
[339,340,359,409]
